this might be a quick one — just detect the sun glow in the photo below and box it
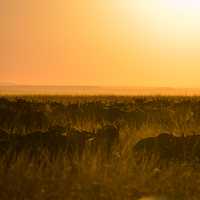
[119,0,200,48]
[112,0,200,42]
[165,0,200,10]
[2,0,200,87]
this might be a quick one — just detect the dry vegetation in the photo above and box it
[1,95,200,199]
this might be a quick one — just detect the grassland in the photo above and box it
[1,95,200,199]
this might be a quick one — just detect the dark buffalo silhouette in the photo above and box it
[0,124,120,167]
[1,128,94,161]
[133,133,200,163]
[94,124,120,156]
[0,126,95,162]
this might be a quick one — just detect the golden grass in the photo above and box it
[0,134,200,200]
[1,95,200,199]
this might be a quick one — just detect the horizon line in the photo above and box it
[1,84,200,90]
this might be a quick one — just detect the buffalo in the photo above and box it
[133,133,200,164]
[0,127,94,161]
[0,124,120,166]
[94,124,120,157]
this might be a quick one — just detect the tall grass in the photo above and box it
[1,95,200,199]
[0,131,200,200]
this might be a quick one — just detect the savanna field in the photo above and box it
[1,95,200,200]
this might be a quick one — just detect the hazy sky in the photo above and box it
[1,0,200,87]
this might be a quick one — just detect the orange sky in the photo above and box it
[1,0,200,87]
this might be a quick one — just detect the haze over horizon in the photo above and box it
[1,83,200,96]
[0,82,199,89]
[2,0,200,87]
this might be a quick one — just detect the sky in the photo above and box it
[1,0,200,87]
